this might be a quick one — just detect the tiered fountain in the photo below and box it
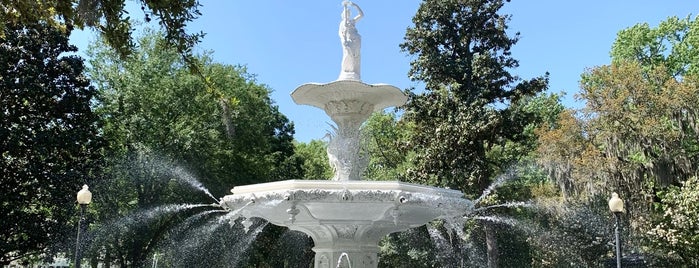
[219,2,472,267]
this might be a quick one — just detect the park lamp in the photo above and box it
[608,192,624,213]
[75,185,92,268]
[609,192,624,268]
[77,185,92,205]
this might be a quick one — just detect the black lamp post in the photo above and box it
[75,185,92,268]
[608,192,624,268]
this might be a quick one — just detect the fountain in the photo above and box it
[219,2,472,267]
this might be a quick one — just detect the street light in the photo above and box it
[75,185,92,268]
[608,192,624,268]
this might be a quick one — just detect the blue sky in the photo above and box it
[70,1,697,142]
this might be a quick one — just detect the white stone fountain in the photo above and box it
[220,2,472,267]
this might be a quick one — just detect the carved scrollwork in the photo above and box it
[334,224,359,239]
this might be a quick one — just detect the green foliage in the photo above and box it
[378,227,443,267]
[579,61,699,206]
[294,139,332,180]
[362,112,414,181]
[0,22,103,264]
[89,30,298,189]
[396,1,555,266]
[0,0,204,60]
[531,14,699,266]
[611,15,699,77]
[641,176,699,266]
[400,0,548,197]
[85,30,299,266]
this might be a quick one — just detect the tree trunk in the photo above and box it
[485,223,499,268]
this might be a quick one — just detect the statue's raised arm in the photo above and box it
[338,1,363,81]
[350,1,363,22]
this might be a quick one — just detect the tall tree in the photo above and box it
[538,15,699,202]
[534,15,699,265]
[85,30,300,266]
[400,0,548,198]
[579,61,699,208]
[0,22,102,264]
[400,1,547,266]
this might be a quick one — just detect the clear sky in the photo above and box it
[70,1,697,142]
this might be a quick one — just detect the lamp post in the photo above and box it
[75,185,92,268]
[608,192,624,268]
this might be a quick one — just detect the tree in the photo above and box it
[400,0,548,266]
[400,0,548,196]
[85,30,299,266]
[295,139,332,180]
[579,61,699,208]
[535,109,606,199]
[643,176,699,266]
[611,15,699,78]
[534,15,699,265]
[0,0,203,61]
[0,22,102,264]
[362,111,414,181]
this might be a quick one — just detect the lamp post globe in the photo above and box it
[77,185,92,205]
[609,192,624,268]
[75,185,92,268]
[608,192,623,213]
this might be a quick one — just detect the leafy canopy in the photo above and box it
[0,0,203,60]
[400,0,548,196]
[0,22,102,265]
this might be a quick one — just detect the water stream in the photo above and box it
[336,252,352,268]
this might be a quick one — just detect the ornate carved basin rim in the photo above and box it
[220,180,472,228]
[229,179,463,196]
[291,80,407,114]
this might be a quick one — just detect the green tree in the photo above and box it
[643,176,699,266]
[611,15,699,78]
[362,111,414,181]
[398,0,549,266]
[400,0,548,197]
[295,139,332,180]
[85,30,299,266]
[0,22,102,265]
[535,15,699,265]
[579,61,699,208]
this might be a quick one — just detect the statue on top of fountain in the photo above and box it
[338,0,363,81]
[291,0,407,182]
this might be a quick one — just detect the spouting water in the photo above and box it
[169,165,219,202]
[473,170,515,205]
[472,201,532,213]
[336,252,352,268]
[427,224,462,267]
[471,215,518,227]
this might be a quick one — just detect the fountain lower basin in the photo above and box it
[220,180,472,268]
